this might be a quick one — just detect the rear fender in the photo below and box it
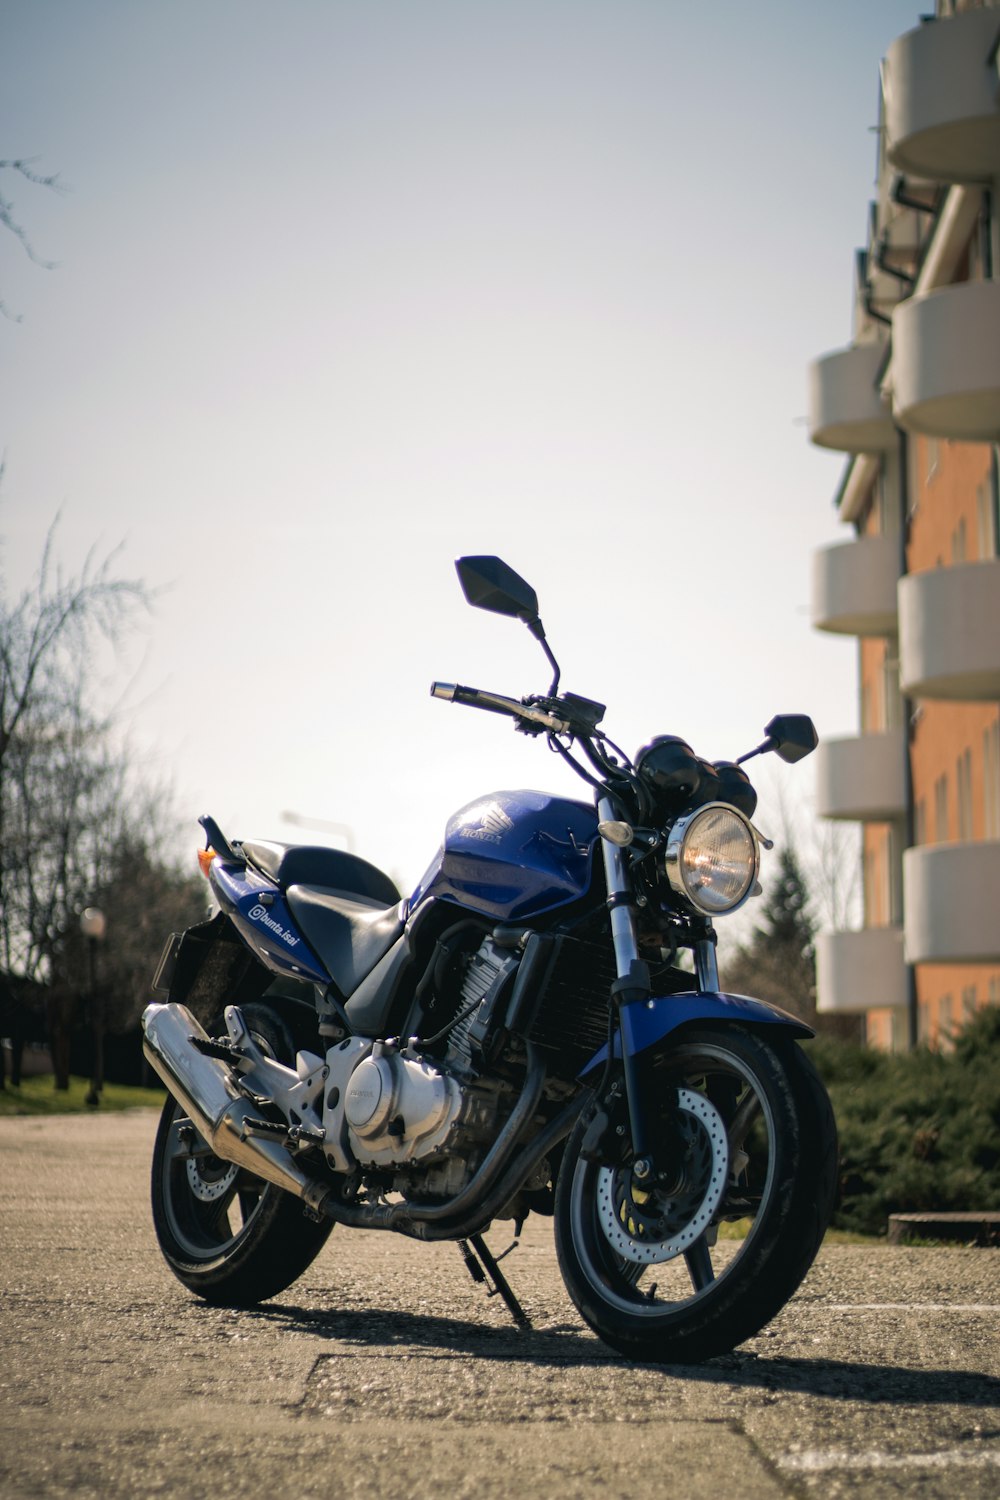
[579,990,813,1079]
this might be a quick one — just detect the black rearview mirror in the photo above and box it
[764,714,818,764]
[455,555,540,626]
[454,554,561,692]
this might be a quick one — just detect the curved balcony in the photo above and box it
[812,534,901,636]
[878,202,925,276]
[899,558,1000,701]
[903,841,1000,963]
[866,201,926,320]
[816,927,907,1014]
[884,8,1000,183]
[807,341,895,453]
[892,280,1000,441]
[815,729,907,822]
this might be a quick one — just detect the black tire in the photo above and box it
[554,1025,837,1364]
[151,1002,333,1305]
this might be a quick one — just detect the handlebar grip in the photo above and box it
[430,681,572,734]
[430,681,521,715]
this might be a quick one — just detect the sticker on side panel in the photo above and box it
[246,902,300,949]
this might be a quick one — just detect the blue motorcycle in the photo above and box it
[143,555,837,1363]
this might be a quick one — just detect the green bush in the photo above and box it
[808,1006,1000,1237]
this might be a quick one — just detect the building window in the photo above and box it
[985,722,1000,838]
[891,1009,908,1053]
[883,654,902,730]
[963,984,978,1021]
[977,482,997,559]
[934,773,949,843]
[951,517,968,564]
[914,797,927,846]
[918,1001,930,1043]
[862,845,875,925]
[887,824,901,924]
[938,994,953,1050]
[956,748,974,841]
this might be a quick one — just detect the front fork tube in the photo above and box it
[694,935,720,992]
[598,798,720,1168]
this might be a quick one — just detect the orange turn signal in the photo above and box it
[197,846,218,878]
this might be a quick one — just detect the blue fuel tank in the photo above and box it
[409,790,601,921]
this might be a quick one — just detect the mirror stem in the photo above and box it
[736,738,775,766]
[530,627,561,696]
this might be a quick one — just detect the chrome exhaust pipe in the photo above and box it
[142,1002,330,1216]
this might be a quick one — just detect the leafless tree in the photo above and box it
[0,514,205,1090]
[0,516,149,969]
[0,156,67,322]
[718,774,864,1042]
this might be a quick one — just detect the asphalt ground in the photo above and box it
[2,1110,999,1499]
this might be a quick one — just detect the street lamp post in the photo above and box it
[80,907,107,1107]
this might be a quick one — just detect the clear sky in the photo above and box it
[2,0,920,893]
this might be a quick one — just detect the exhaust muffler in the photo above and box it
[142,1002,331,1216]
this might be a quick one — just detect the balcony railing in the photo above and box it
[884,7,1000,184]
[899,558,1000,700]
[815,729,907,822]
[892,280,1000,441]
[816,927,907,1014]
[812,534,901,636]
[903,840,1000,963]
[808,341,895,453]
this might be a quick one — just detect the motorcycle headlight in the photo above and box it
[663,802,759,916]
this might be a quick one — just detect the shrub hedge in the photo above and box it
[807,1006,1000,1236]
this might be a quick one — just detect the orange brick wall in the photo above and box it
[906,432,1000,1047]
[908,435,993,574]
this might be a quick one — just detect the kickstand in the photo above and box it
[457,1234,532,1331]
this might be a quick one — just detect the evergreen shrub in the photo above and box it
[808,1006,1000,1236]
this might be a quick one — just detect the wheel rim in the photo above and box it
[569,1040,779,1318]
[595,1088,729,1263]
[159,1104,271,1263]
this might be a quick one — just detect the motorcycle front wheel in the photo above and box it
[554,1024,837,1364]
[150,1002,333,1305]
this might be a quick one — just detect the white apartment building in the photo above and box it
[807,0,1000,1048]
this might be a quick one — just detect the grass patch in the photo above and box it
[822,1227,880,1246]
[715,1219,878,1246]
[0,1073,165,1116]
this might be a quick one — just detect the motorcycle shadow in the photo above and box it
[237,1304,1000,1406]
[244,1300,607,1362]
[687,1353,1000,1409]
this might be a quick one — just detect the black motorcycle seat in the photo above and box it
[285,884,405,997]
[242,840,401,906]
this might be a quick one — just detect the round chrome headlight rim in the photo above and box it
[663,801,760,917]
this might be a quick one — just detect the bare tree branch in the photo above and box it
[0,511,152,980]
[0,156,67,321]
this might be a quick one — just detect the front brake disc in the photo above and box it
[595,1088,729,1264]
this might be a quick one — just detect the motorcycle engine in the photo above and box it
[328,933,516,1176]
[344,1041,464,1166]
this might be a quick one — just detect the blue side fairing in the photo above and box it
[579,990,814,1077]
[209,860,331,985]
[408,790,600,921]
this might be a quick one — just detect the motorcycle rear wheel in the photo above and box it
[554,1025,837,1364]
[150,1002,333,1305]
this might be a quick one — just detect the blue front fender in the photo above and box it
[579,991,813,1079]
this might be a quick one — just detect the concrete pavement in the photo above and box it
[2,1110,999,1498]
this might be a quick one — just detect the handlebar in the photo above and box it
[430,681,572,734]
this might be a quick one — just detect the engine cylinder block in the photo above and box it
[344,1044,464,1167]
